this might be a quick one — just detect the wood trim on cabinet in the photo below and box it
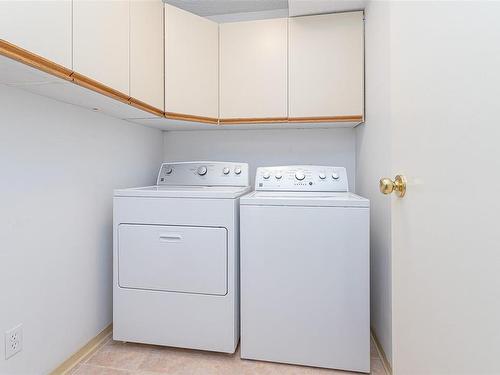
[70,71,130,104]
[219,115,363,125]
[0,39,73,81]
[219,117,288,125]
[164,111,219,125]
[288,115,363,123]
[0,40,164,118]
[0,39,364,127]
[129,98,164,117]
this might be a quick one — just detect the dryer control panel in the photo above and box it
[157,161,249,187]
[255,166,349,192]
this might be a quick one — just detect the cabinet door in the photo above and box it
[130,0,164,110]
[220,18,287,120]
[0,0,72,68]
[165,4,218,119]
[289,11,364,119]
[73,0,129,94]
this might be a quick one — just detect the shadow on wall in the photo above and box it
[162,128,357,189]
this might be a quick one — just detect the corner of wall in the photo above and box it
[354,0,393,366]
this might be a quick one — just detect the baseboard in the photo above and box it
[50,324,112,375]
[371,329,392,375]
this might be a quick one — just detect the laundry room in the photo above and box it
[1,1,500,375]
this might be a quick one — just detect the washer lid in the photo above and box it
[240,191,369,207]
[114,185,252,199]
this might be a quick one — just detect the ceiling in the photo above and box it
[288,0,368,17]
[164,0,368,17]
[164,0,289,17]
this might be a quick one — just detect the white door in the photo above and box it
[164,4,218,119]
[388,2,500,374]
[0,0,72,68]
[288,11,364,119]
[118,224,228,296]
[219,18,287,120]
[130,0,164,110]
[73,0,129,93]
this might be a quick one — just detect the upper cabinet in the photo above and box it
[288,11,364,120]
[164,4,219,120]
[220,18,288,121]
[0,1,365,128]
[130,0,164,110]
[73,0,130,94]
[0,0,72,69]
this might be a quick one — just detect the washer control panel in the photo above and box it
[255,166,349,192]
[157,161,249,186]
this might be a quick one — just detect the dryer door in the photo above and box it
[118,224,227,295]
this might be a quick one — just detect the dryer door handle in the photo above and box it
[159,234,183,242]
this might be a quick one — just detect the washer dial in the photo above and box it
[295,171,306,181]
[197,166,208,176]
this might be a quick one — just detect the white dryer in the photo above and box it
[240,165,370,372]
[113,161,250,353]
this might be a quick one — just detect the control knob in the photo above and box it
[197,166,208,176]
[319,173,326,180]
[295,171,306,181]
[332,172,340,180]
[223,167,230,175]
[234,167,242,175]
[165,166,173,175]
[275,172,282,180]
[263,171,270,180]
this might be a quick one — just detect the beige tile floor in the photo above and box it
[69,337,388,375]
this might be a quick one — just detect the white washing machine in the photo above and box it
[240,165,370,372]
[113,161,250,353]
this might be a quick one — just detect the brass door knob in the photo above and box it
[380,175,407,197]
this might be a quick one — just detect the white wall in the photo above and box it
[0,85,164,375]
[163,128,357,189]
[355,0,392,365]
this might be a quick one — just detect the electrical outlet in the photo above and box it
[5,324,23,359]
